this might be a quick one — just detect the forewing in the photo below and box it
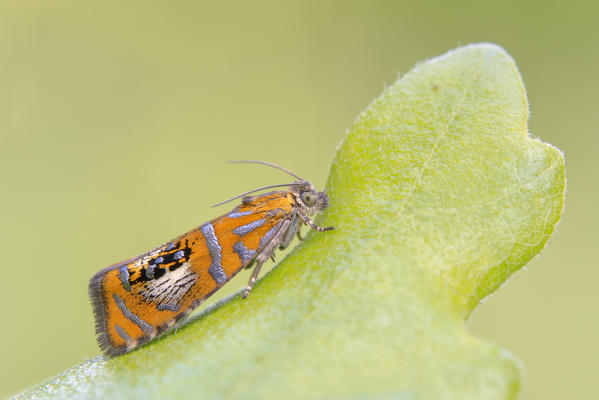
[89,191,294,356]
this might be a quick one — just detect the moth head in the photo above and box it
[291,181,329,215]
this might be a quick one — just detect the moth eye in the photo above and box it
[301,192,315,206]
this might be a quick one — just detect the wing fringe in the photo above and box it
[88,267,129,357]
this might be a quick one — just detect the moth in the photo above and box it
[89,160,334,356]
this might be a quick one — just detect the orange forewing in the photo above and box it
[89,191,294,356]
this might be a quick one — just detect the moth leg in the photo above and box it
[298,211,335,232]
[279,214,300,250]
[243,219,291,299]
[243,259,265,299]
[296,230,304,242]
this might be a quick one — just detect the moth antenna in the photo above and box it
[228,160,304,181]
[211,183,295,208]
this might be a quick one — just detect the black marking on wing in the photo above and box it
[126,240,193,286]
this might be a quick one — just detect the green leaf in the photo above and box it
[18,43,565,400]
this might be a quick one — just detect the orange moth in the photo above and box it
[89,161,333,356]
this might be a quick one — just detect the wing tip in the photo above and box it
[88,271,130,357]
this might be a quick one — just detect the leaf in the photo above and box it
[18,43,565,400]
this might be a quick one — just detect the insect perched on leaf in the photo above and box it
[89,160,334,356]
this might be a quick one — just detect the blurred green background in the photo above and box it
[0,1,596,398]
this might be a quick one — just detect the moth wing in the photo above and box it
[89,191,294,356]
